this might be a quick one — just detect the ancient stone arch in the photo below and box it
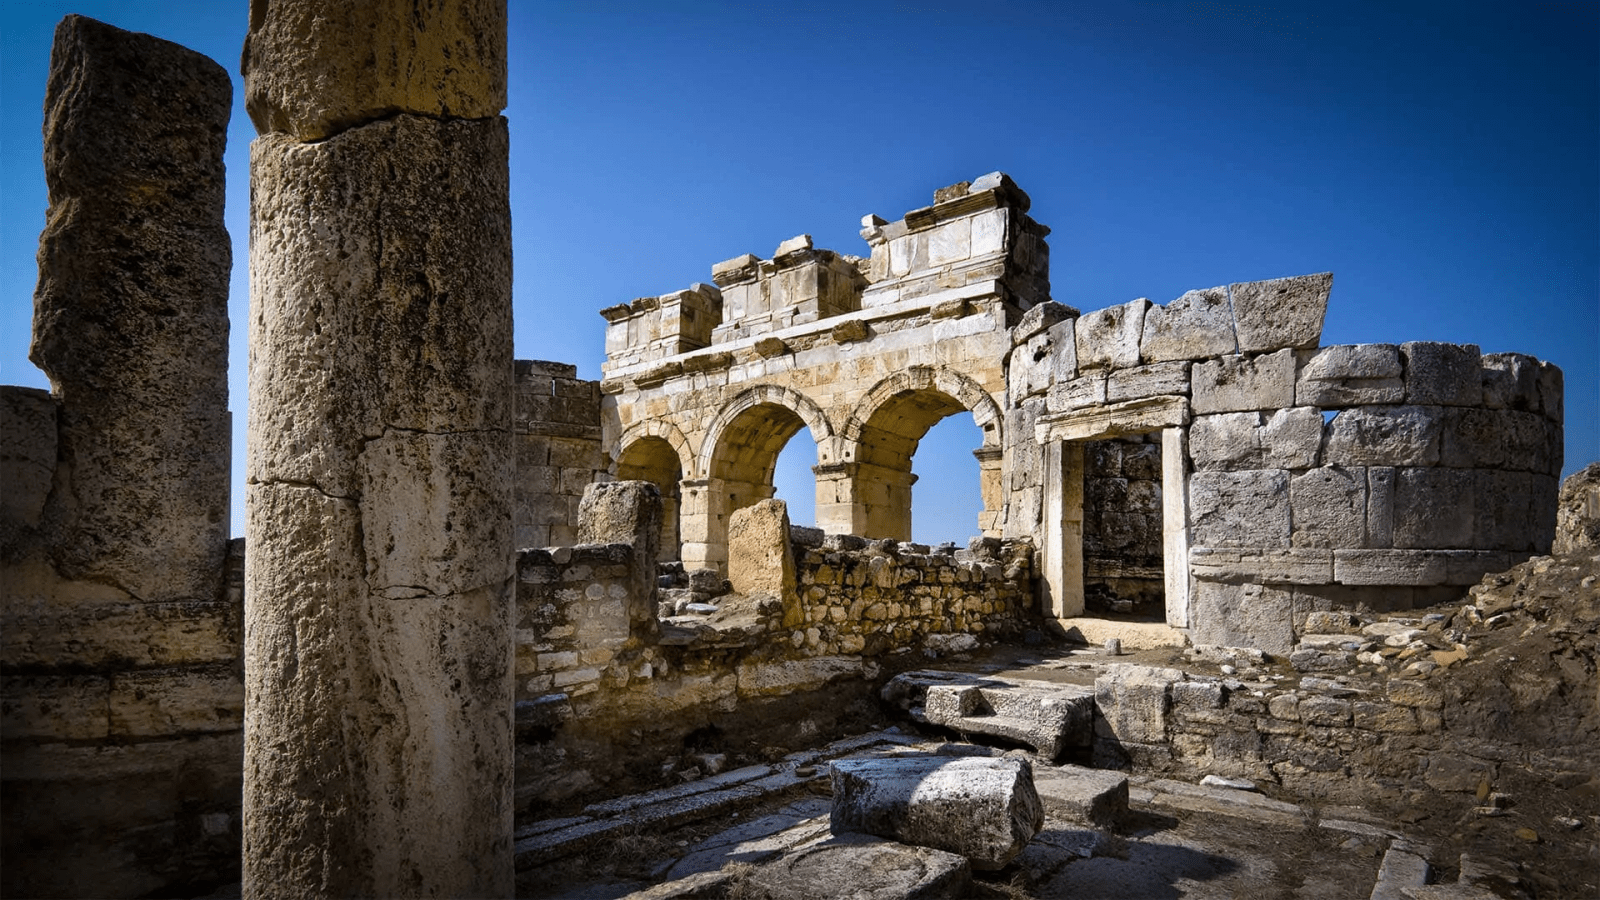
[614,420,692,560]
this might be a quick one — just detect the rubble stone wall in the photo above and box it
[0,17,239,899]
[510,512,1036,812]
[515,360,609,549]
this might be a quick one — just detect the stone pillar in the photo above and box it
[1161,427,1191,627]
[814,462,866,536]
[974,447,1005,537]
[30,14,232,603]
[242,2,513,897]
[1040,441,1085,619]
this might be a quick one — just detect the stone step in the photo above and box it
[883,670,1095,759]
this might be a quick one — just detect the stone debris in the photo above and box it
[881,670,1095,759]
[829,755,1044,870]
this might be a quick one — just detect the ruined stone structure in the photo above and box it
[241,1,515,896]
[597,173,1564,654]
[0,18,238,898]
[0,7,1580,897]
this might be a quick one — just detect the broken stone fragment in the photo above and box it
[830,755,1043,871]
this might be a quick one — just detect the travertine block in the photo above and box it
[728,499,797,608]
[1189,581,1295,655]
[1401,342,1481,406]
[1107,361,1191,403]
[1295,344,1403,407]
[1010,300,1077,345]
[1140,286,1235,361]
[1554,464,1599,555]
[1479,353,1542,412]
[1473,469,1535,551]
[1230,272,1332,353]
[1189,412,1263,470]
[1321,406,1442,467]
[0,387,56,532]
[1192,349,1296,413]
[1290,467,1366,548]
[1187,547,1333,584]
[1048,373,1107,412]
[109,663,242,737]
[1260,407,1323,469]
[1536,361,1563,421]
[0,596,239,670]
[1189,470,1290,547]
[1095,665,1183,745]
[1076,298,1148,370]
[31,15,231,605]
[1393,467,1474,549]
[1333,549,1449,586]
[0,674,110,740]
[242,0,506,140]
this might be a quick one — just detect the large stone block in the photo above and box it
[1189,581,1295,655]
[1106,361,1191,403]
[0,674,110,740]
[108,663,243,738]
[30,15,232,605]
[729,499,798,610]
[243,0,506,140]
[1189,412,1263,471]
[1076,299,1148,370]
[1192,349,1296,414]
[1140,286,1235,362]
[1290,467,1367,549]
[830,756,1042,871]
[1187,547,1332,584]
[1188,470,1290,547]
[1095,664,1183,746]
[1295,344,1404,407]
[1393,467,1475,549]
[1321,406,1442,467]
[1402,342,1482,407]
[1479,353,1542,412]
[1230,272,1332,353]
[1260,407,1323,469]
[576,481,662,555]
[748,832,972,900]
[1333,549,1450,586]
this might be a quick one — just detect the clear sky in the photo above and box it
[2,1,1595,544]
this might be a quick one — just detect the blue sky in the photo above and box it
[2,1,1595,544]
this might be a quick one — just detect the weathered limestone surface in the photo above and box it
[241,0,506,141]
[830,756,1043,870]
[515,360,608,549]
[2,17,239,900]
[29,14,231,604]
[1140,286,1235,361]
[1230,272,1332,352]
[728,499,798,606]
[243,2,514,896]
[1554,462,1600,555]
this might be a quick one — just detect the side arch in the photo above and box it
[612,420,693,479]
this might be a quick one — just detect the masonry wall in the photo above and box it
[510,522,1036,813]
[514,360,609,549]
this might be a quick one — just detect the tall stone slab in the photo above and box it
[242,2,514,897]
[30,14,232,604]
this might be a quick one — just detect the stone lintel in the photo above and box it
[711,253,761,286]
[1035,395,1189,444]
[1188,547,1333,584]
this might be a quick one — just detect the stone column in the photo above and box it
[1161,427,1191,628]
[973,447,1005,537]
[241,2,513,897]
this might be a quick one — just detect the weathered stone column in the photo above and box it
[241,2,513,897]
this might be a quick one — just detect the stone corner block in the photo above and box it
[1230,272,1332,353]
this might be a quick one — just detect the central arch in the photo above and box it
[832,367,1006,540]
[684,385,833,571]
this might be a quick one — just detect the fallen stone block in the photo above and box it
[747,831,972,900]
[1032,764,1129,827]
[830,755,1043,870]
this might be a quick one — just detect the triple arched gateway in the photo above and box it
[589,172,1563,648]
